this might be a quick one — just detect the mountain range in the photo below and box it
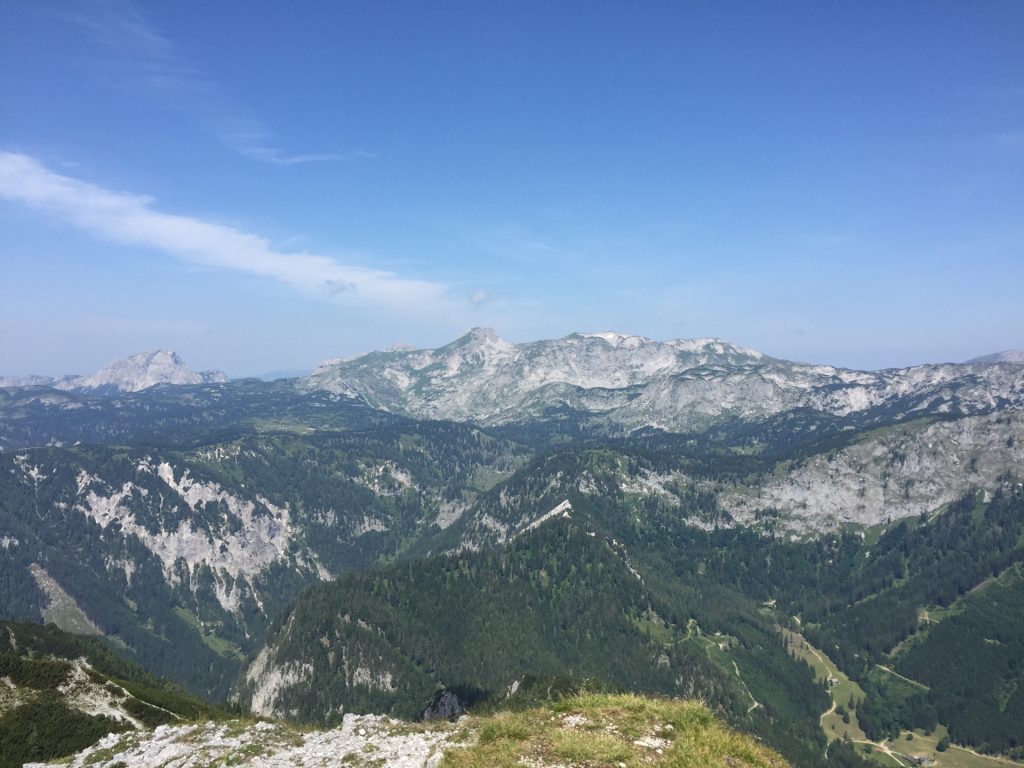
[2,329,1024,768]
[303,329,1024,435]
[5,331,1024,432]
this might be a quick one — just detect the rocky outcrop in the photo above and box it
[721,411,1024,531]
[26,715,457,768]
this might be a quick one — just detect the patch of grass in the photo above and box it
[172,606,202,630]
[440,693,787,768]
[476,711,534,745]
[551,730,634,763]
[629,612,681,646]
[199,631,245,660]
[470,466,512,491]
[83,746,118,766]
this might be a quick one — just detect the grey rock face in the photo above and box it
[423,690,468,721]
[304,329,1024,433]
[719,411,1024,532]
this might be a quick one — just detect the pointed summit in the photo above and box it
[457,327,501,344]
[438,328,516,372]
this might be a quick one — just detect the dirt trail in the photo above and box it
[851,739,908,767]
[820,700,836,726]
[730,660,761,713]
[875,664,928,689]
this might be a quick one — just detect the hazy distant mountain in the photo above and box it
[304,328,1024,434]
[967,349,1024,364]
[0,350,227,394]
[0,374,64,388]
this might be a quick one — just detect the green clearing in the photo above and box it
[32,567,101,638]
[171,607,244,660]
[870,727,1024,768]
[920,605,965,624]
[469,465,509,490]
[630,613,681,646]
[200,632,245,660]
[171,607,201,630]
[781,627,867,742]
[41,600,100,638]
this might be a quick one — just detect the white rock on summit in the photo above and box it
[72,350,227,392]
[303,329,1024,432]
[0,350,227,393]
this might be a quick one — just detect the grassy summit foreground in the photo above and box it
[442,693,788,768]
[29,694,788,768]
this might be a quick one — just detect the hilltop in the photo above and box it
[26,693,789,768]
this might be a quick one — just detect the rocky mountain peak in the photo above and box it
[464,326,500,342]
[438,327,517,370]
[73,350,227,393]
[0,351,227,394]
[448,326,514,353]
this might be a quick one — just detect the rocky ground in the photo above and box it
[26,713,457,768]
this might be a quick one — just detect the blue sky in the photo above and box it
[1,1,1022,376]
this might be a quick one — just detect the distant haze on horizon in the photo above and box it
[1,2,1022,376]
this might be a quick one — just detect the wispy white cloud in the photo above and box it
[468,288,492,308]
[0,152,449,310]
[236,147,377,166]
[65,0,363,165]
